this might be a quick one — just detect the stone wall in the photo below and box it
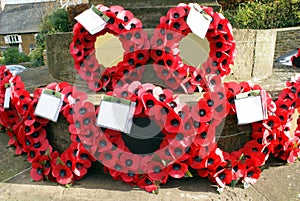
[46,25,300,83]
[46,28,277,83]
[274,26,300,60]
[225,29,276,82]
[46,32,77,82]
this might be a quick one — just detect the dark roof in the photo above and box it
[0,2,57,35]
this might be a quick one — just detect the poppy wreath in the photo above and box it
[150,3,236,91]
[70,3,236,94]
[0,65,16,130]
[71,77,228,192]
[0,65,29,154]
[186,81,280,189]
[2,81,96,185]
[70,4,150,92]
[273,73,300,163]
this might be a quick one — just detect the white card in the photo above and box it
[187,3,212,39]
[4,87,11,109]
[34,89,64,122]
[75,6,109,35]
[96,96,136,134]
[235,91,266,125]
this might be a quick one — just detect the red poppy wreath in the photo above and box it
[70,3,236,93]
[273,73,300,163]
[70,4,150,92]
[186,81,280,189]
[0,65,28,154]
[1,80,95,185]
[69,73,228,192]
[150,3,236,91]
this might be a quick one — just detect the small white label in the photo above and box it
[4,87,11,109]
[34,89,64,122]
[235,91,267,125]
[75,7,108,35]
[187,3,212,39]
[96,96,136,134]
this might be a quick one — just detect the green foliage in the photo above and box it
[222,0,300,29]
[37,8,70,48]
[2,47,30,65]
[0,57,5,65]
[31,8,69,67]
[29,47,44,67]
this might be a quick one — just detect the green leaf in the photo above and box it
[230,180,239,187]
[56,156,65,166]
[185,170,193,178]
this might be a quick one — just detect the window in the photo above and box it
[4,35,22,44]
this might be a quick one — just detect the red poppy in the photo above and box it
[168,119,194,148]
[39,155,52,176]
[73,112,96,132]
[71,157,88,178]
[203,147,225,171]
[146,161,169,182]
[104,12,123,35]
[52,164,73,185]
[241,140,270,166]
[27,149,42,163]
[93,132,112,153]
[152,87,174,103]
[98,150,118,168]
[154,66,172,81]
[70,42,85,62]
[169,17,189,33]
[120,171,140,184]
[212,168,233,188]
[124,17,143,30]
[190,68,207,88]
[167,6,186,20]
[263,116,281,131]
[191,99,212,123]
[14,96,32,116]
[154,145,176,164]
[30,162,44,181]
[163,109,181,134]
[165,74,182,91]
[141,93,160,117]
[168,161,188,179]
[188,148,206,170]
[69,142,94,166]
[30,128,47,142]
[30,139,50,152]
[116,10,134,25]
[119,152,141,172]
[243,166,261,185]
[137,176,158,193]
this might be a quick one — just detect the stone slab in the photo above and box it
[253,29,276,80]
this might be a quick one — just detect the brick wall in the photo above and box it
[274,26,300,60]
